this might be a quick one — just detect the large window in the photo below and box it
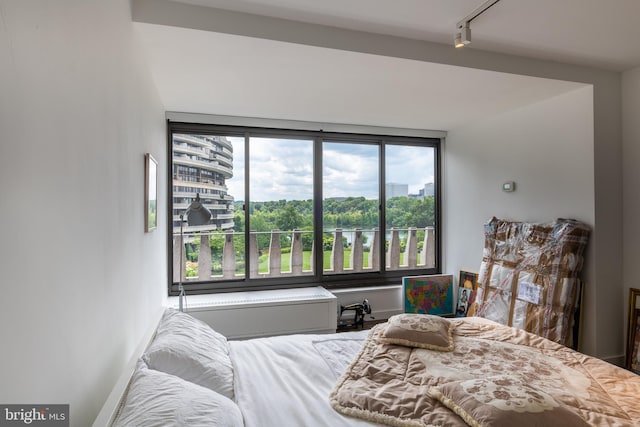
[249,137,315,278]
[168,123,440,295]
[323,141,380,275]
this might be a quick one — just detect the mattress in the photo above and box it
[229,329,383,427]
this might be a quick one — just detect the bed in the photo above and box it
[108,308,640,427]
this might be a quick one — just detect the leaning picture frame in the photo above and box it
[627,288,640,372]
[403,274,454,317]
[456,270,479,317]
[145,153,158,232]
[630,309,640,374]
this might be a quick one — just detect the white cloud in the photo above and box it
[386,145,435,194]
[323,142,378,199]
[224,137,435,201]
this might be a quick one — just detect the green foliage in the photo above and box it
[276,204,304,231]
[300,226,314,251]
[185,261,198,277]
[322,233,334,251]
[233,211,244,231]
[239,196,434,232]
[386,196,434,228]
[322,196,379,229]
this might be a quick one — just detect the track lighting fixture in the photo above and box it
[453,0,501,49]
[455,23,471,48]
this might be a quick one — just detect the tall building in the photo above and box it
[172,134,235,233]
[423,182,434,197]
[386,183,408,198]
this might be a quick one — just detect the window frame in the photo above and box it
[167,121,442,296]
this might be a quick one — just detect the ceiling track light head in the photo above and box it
[453,0,501,49]
[455,23,471,48]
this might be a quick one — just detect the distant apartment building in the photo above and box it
[172,134,235,233]
[423,182,434,197]
[412,183,435,199]
[386,183,408,198]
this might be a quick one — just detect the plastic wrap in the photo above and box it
[471,217,590,347]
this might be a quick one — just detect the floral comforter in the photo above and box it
[330,317,640,427]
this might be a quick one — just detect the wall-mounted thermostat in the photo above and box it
[502,181,516,192]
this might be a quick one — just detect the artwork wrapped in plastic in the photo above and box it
[470,217,590,347]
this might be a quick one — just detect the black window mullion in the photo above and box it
[314,137,323,281]
[435,139,443,272]
[379,142,386,273]
[244,132,251,282]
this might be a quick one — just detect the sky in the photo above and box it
[224,136,435,202]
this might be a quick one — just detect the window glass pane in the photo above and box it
[385,144,436,270]
[322,142,380,274]
[249,137,314,278]
[172,134,244,283]
[169,123,440,295]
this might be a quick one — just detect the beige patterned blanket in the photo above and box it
[330,317,640,427]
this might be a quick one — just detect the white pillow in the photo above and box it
[143,308,235,400]
[113,360,244,427]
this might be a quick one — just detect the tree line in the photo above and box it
[234,196,435,232]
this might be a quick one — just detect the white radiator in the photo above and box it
[167,286,338,339]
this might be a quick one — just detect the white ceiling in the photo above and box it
[173,0,640,72]
[133,0,636,131]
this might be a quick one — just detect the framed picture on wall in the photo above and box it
[145,153,158,232]
[403,274,454,317]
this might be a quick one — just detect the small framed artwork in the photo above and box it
[457,270,479,317]
[403,275,454,317]
[144,153,158,232]
[627,288,640,372]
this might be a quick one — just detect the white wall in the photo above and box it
[445,87,599,353]
[623,67,640,344]
[0,1,165,426]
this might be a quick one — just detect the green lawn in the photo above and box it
[257,250,374,273]
[192,249,408,277]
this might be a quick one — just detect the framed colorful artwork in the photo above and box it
[403,274,454,317]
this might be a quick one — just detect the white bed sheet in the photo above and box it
[229,330,384,427]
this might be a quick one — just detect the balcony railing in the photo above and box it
[172,227,435,283]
